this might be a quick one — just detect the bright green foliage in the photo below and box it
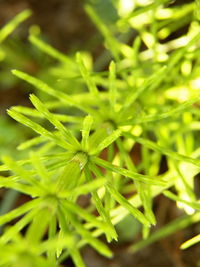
[195,0,200,20]
[181,233,200,249]
[1,1,200,266]
[0,9,32,44]
[130,211,200,252]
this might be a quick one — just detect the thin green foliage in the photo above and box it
[29,34,72,64]
[181,234,200,249]
[0,9,32,43]
[130,212,200,252]
[1,1,200,266]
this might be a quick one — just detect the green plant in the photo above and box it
[0,1,200,266]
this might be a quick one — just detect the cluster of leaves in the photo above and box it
[0,1,200,266]
[0,10,32,156]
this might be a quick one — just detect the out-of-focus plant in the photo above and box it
[0,10,32,155]
[0,1,200,266]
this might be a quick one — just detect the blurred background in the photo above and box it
[0,0,199,266]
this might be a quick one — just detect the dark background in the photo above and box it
[0,0,199,266]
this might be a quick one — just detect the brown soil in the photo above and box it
[0,1,199,266]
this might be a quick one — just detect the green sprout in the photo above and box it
[0,1,200,266]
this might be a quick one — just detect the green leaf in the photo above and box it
[12,105,82,123]
[84,165,117,242]
[2,156,46,193]
[130,212,200,252]
[109,61,117,110]
[17,136,47,150]
[61,205,113,258]
[69,247,86,267]
[124,133,200,168]
[81,115,93,151]
[55,152,87,193]
[123,66,166,109]
[0,9,32,43]
[107,183,150,227]
[30,152,49,185]
[26,208,51,243]
[0,198,40,226]
[76,53,99,96]
[89,123,112,150]
[195,0,200,20]
[57,208,85,266]
[0,176,40,196]
[163,190,200,210]
[93,157,166,186]
[30,94,80,149]
[121,94,200,126]
[0,208,38,244]
[8,108,73,150]
[120,0,170,23]
[29,34,72,64]
[85,5,120,60]
[60,177,106,198]
[47,216,57,263]
[11,69,94,115]
[91,129,121,155]
[62,200,109,233]
[116,139,156,225]
[181,234,200,249]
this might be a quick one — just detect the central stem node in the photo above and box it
[73,151,88,170]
